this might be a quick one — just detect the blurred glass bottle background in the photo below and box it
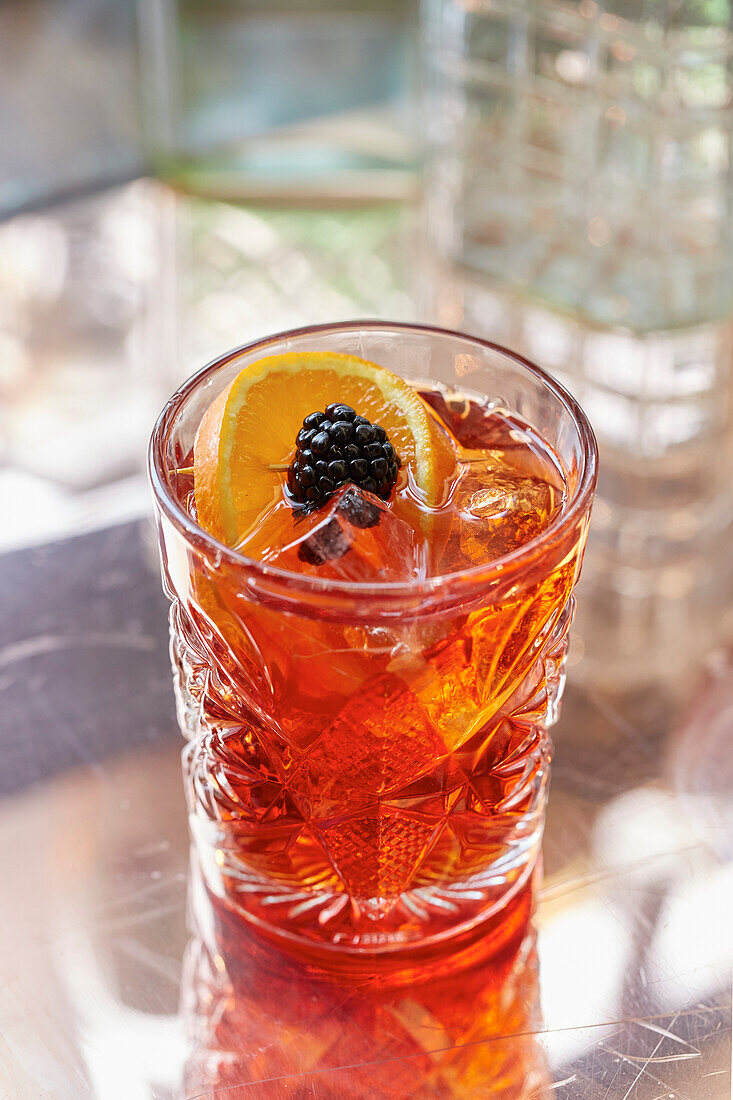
[420,0,733,690]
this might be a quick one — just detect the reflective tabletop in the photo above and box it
[0,520,730,1098]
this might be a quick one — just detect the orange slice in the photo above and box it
[193,351,456,547]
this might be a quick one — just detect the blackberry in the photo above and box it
[297,517,350,565]
[336,485,381,528]
[296,487,383,566]
[288,403,401,505]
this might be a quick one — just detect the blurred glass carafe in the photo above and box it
[421,0,733,690]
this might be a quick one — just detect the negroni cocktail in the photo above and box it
[149,323,596,967]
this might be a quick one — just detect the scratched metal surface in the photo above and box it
[0,518,730,1098]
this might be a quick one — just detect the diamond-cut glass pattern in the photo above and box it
[166,545,575,947]
[152,321,594,952]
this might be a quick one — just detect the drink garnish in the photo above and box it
[294,485,390,565]
[193,351,456,547]
[335,484,381,529]
[297,516,351,565]
[287,403,401,505]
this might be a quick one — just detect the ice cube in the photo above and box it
[421,389,562,482]
[443,462,563,568]
[260,485,430,583]
[420,389,512,451]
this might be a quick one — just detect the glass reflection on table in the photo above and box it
[0,679,729,1097]
[182,861,549,1098]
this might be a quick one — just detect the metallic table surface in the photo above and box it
[0,520,730,1099]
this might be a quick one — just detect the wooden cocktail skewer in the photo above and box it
[176,463,291,475]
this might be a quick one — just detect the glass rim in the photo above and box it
[148,320,598,606]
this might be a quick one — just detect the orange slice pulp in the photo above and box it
[193,351,456,548]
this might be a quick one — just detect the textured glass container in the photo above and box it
[149,322,596,972]
[423,0,733,331]
[421,0,733,688]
